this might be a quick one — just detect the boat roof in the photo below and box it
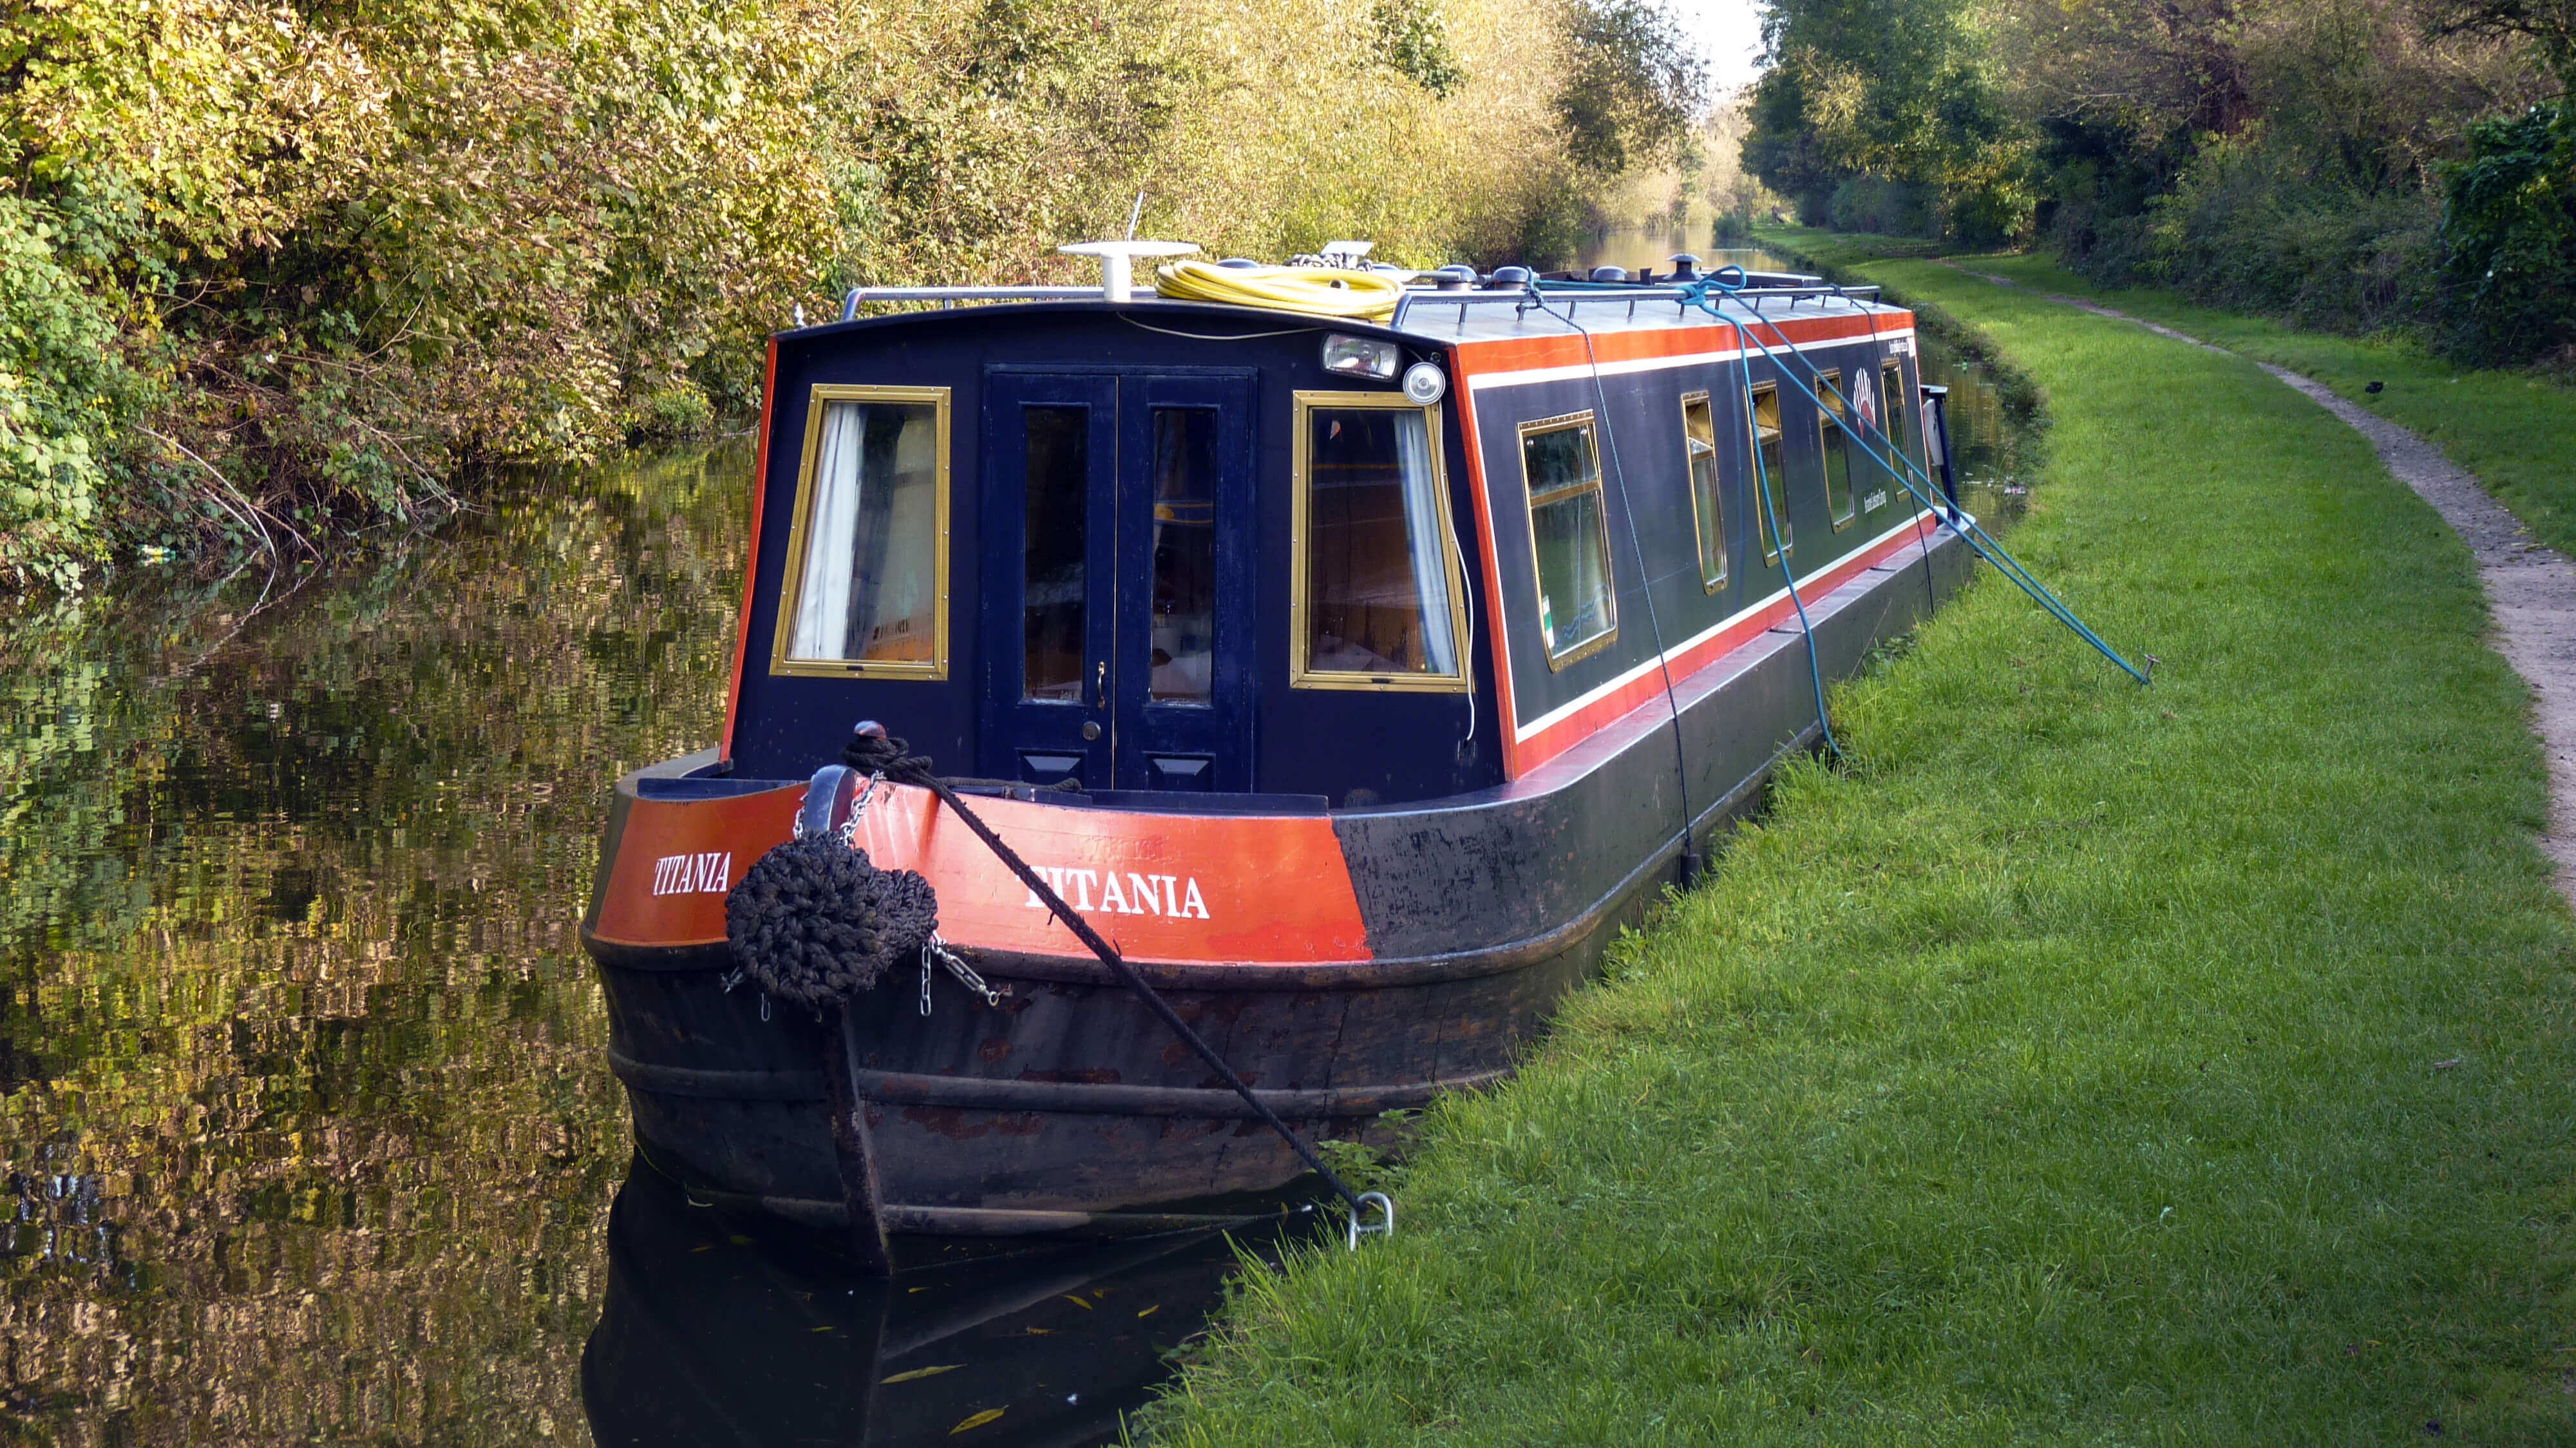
[804,273,1909,350]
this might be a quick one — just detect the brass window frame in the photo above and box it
[769,383,952,681]
[1516,408,1620,671]
[1680,390,1725,593]
[1748,383,1791,564]
[1288,390,1473,693]
[1815,368,1857,532]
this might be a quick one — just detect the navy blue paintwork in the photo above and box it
[728,304,1504,807]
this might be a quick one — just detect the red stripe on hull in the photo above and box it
[1511,513,1936,772]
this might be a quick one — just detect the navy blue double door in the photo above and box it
[979,370,1256,791]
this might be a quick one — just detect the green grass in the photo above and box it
[1144,260,2576,1443]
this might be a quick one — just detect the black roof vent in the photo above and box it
[1589,266,1630,283]
[1668,253,1701,281]
[1486,265,1533,289]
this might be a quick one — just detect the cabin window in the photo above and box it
[1681,391,1725,592]
[1519,411,1618,669]
[1748,383,1791,562]
[774,385,949,678]
[1150,408,1218,701]
[1021,405,1088,701]
[1292,394,1469,691]
[1817,369,1856,530]
[1879,359,1911,475]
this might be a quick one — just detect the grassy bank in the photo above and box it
[1146,257,2576,1442]
[1768,224,2576,564]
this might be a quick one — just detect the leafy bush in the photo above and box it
[1828,177,1935,238]
[2132,128,2441,331]
[2439,100,2576,363]
[0,189,152,591]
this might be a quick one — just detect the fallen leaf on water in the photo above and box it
[951,1408,1006,1434]
[1061,1295,1093,1310]
[1027,1327,1052,1335]
[1137,1305,1160,1318]
[689,1244,715,1253]
[728,1235,753,1246]
[810,1325,836,1334]
[882,1364,963,1385]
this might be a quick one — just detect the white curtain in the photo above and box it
[1394,410,1457,675]
[788,403,869,658]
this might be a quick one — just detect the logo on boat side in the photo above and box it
[1023,867,1211,920]
[651,852,733,896]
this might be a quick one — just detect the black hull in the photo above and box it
[585,531,1970,1233]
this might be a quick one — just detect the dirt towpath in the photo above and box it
[1947,264,2576,900]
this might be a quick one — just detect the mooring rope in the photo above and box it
[1533,272,2149,687]
[835,726,1384,1235]
[1683,273,2151,686]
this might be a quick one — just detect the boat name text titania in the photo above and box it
[1023,867,1211,919]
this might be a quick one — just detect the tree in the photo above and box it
[2418,0,2576,84]
[1556,0,1709,171]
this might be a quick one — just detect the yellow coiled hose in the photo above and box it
[1152,260,1405,321]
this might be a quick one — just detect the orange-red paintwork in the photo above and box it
[719,336,779,765]
[591,784,1373,965]
[1449,378,1523,782]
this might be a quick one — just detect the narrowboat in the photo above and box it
[580,246,1973,1239]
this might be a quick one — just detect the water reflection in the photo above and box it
[583,1161,1309,1447]
[0,450,746,1443]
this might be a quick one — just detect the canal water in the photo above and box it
[0,281,2020,1445]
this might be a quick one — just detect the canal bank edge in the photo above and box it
[1142,252,2576,1442]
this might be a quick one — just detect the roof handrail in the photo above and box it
[838,285,1104,321]
[1386,279,1883,329]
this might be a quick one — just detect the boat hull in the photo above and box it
[582,527,1970,1234]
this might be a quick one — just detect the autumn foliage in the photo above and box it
[0,0,1660,589]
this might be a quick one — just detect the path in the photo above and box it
[1942,263,2576,897]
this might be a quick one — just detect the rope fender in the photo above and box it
[723,834,938,1010]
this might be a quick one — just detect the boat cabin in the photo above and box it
[719,268,1931,810]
